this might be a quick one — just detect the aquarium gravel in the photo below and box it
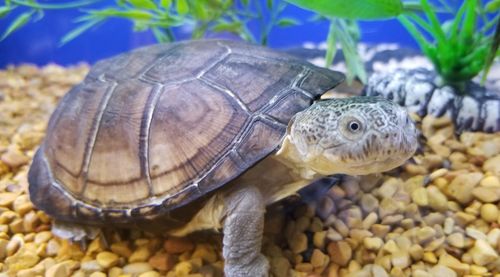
[0,64,500,277]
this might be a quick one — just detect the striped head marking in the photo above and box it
[288,96,418,175]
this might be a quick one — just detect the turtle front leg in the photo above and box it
[52,220,102,249]
[222,185,269,277]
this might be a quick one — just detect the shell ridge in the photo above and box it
[140,83,164,197]
[79,79,118,196]
[198,77,251,114]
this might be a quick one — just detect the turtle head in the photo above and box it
[284,96,418,176]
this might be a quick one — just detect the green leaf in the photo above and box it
[128,0,157,9]
[87,8,154,20]
[267,0,273,9]
[212,21,241,32]
[10,0,99,9]
[486,0,500,12]
[0,6,13,18]
[324,20,338,68]
[152,27,172,42]
[0,10,34,40]
[276,17,300,27]
[160,0,172,9]
[176,0,188,14]
[284,0,404,20]
[59,18,103,45]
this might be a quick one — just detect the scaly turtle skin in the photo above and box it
[28,39,418,277]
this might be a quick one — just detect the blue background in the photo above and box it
[0,1,463,67]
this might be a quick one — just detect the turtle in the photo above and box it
[28,39,418,277]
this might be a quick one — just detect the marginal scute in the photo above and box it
[265,89,313,125]
[237,119,286,164]
[45,80,112,195]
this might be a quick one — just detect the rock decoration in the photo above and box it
[1,64,500,276]
[364,69,500,133]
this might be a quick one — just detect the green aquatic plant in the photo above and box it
[0,0,297,45]
[397,0,500,92]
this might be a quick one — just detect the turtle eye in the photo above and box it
[348,120,361,133]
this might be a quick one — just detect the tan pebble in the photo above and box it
[377,178,399,199]
[465,200,482,216]
[443,218,455,234]
[46,261,79,277]
[416,226,436,244]
[446,173,483,204]
[9,218,24,233]
[4,248,40,271]
[138,271,160,277]
[192,243,217,263]
[46,239,60,257]
[6,235,23,256]
[164,237,194,254]
[438,253,470,275]
[371,224,390,238]
[480,203,498,222]
[295,262,313,273]
[72,270,86,277]
[148,252,175,271]
[472,186,500,202]
[0,239,7,260]
[311,249,329,268]
[17,267,42,277]
[411,187,428,207]
[173,261,192,276]
[309,217,323,232]
[332,218,349,237]
[327,241,351,266]
[0,192,19,207]
[465,227,488,241]
[86,237,105,256]
[16,202,34,217]
[295,216,311,232]
[487,228,500,246]
[429,168,448,180]
[429,265,457,277]
[313,231,326,249]
[349,229,372,242]
[427,186,448,212]
[483,155,500,176]
[480,175,500,187]
[96,251,119,269]
[326,227,343,241]
[363,237,383,251]
[361,212,378,229]
[317,196,334,219]
[391,251,410,269]
[360,194,379,213]
[412,269,431,277]
[378,198,400,218]
[289,232,308,253]
[454,212,476,227]
[408,244,423,261]
[1,147,29,168]
[469,239,499,266]
[89,272,106,277]
[34,231,52,244]
[422,252,437,264]
[23,211,39,232]
[109,267,123,277]
[270,256,291,277]
[382,240,399,254]
[447,233,466,248]
[129,246,151,263]
[81,260,103,273]
[389,266,406,277]
[110,241,132,258]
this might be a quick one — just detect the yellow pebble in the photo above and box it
[480,204,499,223]
[109,267,123,277]
[138,271,161,277]
[480,176,500,187]
[96,251,120,268]
[422,252,437,264]
[129,246,151,263]
[89,272,106,277]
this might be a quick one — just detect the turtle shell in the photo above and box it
[28,40,343,226]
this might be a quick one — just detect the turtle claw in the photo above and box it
[51,220,101,247]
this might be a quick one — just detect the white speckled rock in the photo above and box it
[364,69,500,133]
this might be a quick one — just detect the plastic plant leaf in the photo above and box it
[10,0,99,9]
[0,6,13,18]
[160,0,172,8]
[212,21,242,32]
[284,0,405,20]
[88,8,154,20]
[59,18,103,45]
[128,0,157,9]
[482,21,500,83]
[324,20,338,68]
[176,0,189,15]
[0,10,34,40]
[276,17,300,27]
[486,0,500,12]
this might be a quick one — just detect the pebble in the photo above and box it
[138,271,160,277]
[45,261,79,277]
[483,155,500,176]
[469,239,499,266]
[191,243,217,263]
[446,173,483,204]
[289,232,308,254]
[327,241,351,266]
[129,246,151,263]
[429,265,457,277]
[148,252,175,271]
[363,237,383,251]
[426,186,448,212]
[163,237,194,254]
[480,203,499,222]
[96,251,120,269]
[438,253,470,275]
[123,262,153,275]
[0,193,18,207]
